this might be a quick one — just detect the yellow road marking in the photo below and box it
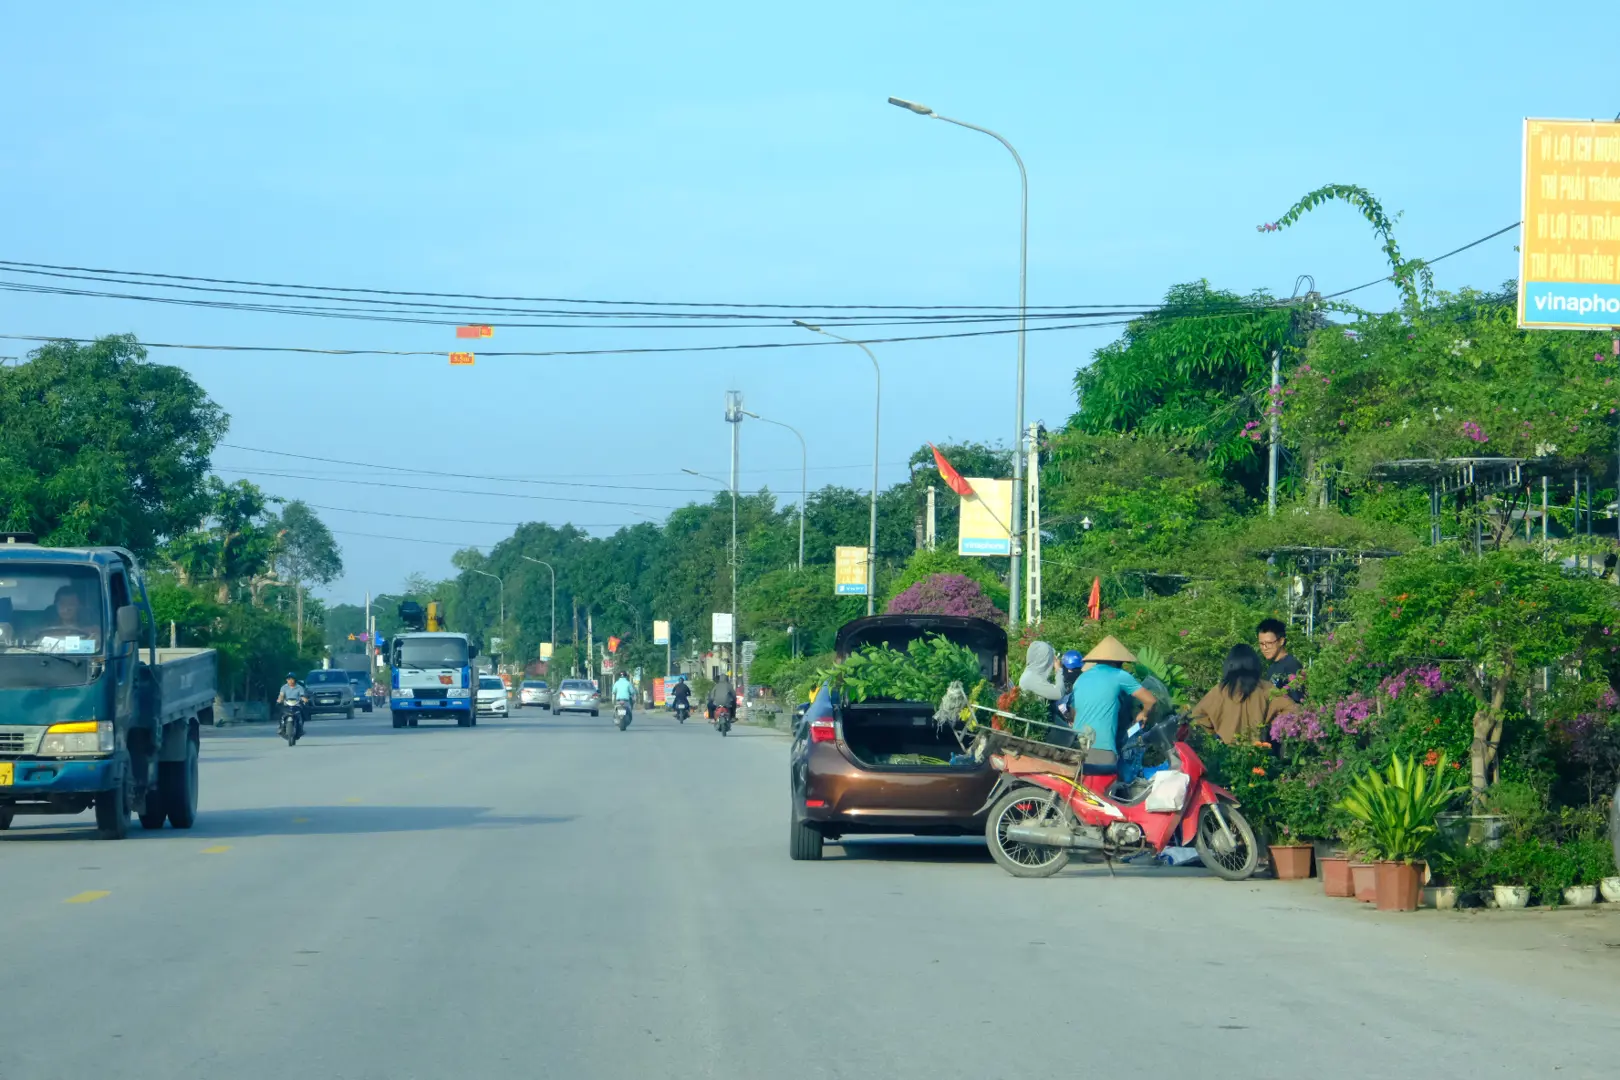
[201,845,231,854]
[292,816,311,824]
[65,890,110,904]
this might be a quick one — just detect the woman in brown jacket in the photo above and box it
[1190,644,1288,744]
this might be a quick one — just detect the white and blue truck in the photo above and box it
[388,600,479,728]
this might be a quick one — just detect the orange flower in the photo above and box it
[1423,750,1440,767]
[1252,766,1267,775]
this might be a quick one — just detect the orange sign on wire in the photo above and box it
[456,325,495,338]
[449,352,475,366]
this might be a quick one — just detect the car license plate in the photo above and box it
[0,762,12,786]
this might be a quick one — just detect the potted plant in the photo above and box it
[1563,835,1614,906]
[1483,838,1539,909]
[1340,822,1378,903]
[1267,778,1320,881]
[1339,753,1465,912]
[1319,850,1355,898]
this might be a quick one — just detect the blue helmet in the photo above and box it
[1059,649,1085,671]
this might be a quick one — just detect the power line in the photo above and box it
[212,466,690,510]
[1320,222,1521,301]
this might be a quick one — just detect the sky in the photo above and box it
[0,1,1610,604]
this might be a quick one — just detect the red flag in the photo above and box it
[1086,577,1102,621]
[929,444,975,497]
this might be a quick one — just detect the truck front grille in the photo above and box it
[413,688,447,700]
[0,728,41,754]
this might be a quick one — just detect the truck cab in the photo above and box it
[0,536,217,838]
[389,632,478,728]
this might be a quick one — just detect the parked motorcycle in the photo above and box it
[981,715,1259,880]
[615,700,632,731]
[278,701,305,747]
[673,700,690,724]
[714,704,732,737]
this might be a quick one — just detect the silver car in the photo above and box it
[305,669,356,719]
[553,678,600,717]
[518,680,552,710]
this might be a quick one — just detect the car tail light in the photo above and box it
[804,798,827,808]
[809,720,836,744]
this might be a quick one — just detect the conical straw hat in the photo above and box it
[1086,635,1136,664]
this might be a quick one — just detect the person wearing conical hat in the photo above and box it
[1064,635,1157,769]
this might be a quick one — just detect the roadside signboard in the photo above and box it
[712,612,734,644]
[449,351,476,366]
[653,677,666,706]
[540,642,553,660]
[456,325,495,338]
[959,478,1014,556]
[653,620,670,645]
[1519,119,1620,329]
[834,546,868,595]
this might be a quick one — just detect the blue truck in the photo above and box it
[0,535,217,839]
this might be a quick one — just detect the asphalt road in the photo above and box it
[2,706,1618,1080]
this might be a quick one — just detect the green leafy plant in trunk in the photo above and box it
[814,634,987,706]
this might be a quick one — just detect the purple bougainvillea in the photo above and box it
[885,573,1003,623]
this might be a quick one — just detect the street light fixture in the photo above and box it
[888,95,1029,630]
[742,409,807,570]
[518,556,556,662]
[793,319,880,615]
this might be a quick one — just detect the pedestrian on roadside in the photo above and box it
[1065,636,1156,769]
[1190,644,1287,745]
[1256,618,1304,703]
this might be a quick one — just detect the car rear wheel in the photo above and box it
[986,786,1070,878]
[789,812,824,861]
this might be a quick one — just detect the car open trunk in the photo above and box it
[838,700,975,770]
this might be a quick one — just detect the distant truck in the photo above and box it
[389,600,479,728]
[0,535,216,839]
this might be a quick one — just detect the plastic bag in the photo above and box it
[1145,770,1190,813]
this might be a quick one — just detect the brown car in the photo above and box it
[788,614,1007,860]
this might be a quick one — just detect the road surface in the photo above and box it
[2,707,1617,1079]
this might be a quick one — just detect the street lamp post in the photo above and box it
[519,556,556,661]
[742,409,807,570]
[888,96,1028,631]
[466,568,505,630]
[683,459,740,678]
[794,320,880,614]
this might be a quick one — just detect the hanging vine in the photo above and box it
[1259,184,1432,311]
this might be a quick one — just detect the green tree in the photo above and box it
[165,479,280,603]
[0,334,226,555]
[271,500,342,649]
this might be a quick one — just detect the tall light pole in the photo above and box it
[794,320,880,614]
[889,95,1028,630]
[519,556,556,661]
[724,392,743,678]
[742,409,807,570]
[467,568,505,631]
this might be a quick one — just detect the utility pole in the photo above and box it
[587,609,594,681]
[1025,422,1042,626]
[1268,350,1281,516]
[926,485,937,551]
[726,391,743,677]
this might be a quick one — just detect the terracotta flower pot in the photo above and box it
[1350,862,1377,903]
[1374,861,1421,911]
[1269,844,1314,880]
[1320,856,1353,897]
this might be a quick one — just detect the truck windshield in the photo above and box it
[0,563,105,688]
[397,637,469,668]
[306,671,349,685]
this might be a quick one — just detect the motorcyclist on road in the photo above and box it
[612,674,635,719]
[276,673,309,738]
[669,679,692,714]
[708,672,736,724]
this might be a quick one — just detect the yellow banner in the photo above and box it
[1520,118,1620,329]
[959,478,1013,556]
[834,546,868,595]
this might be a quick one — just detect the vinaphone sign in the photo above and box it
[1519,118,1620,330]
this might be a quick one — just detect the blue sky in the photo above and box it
[0,1,1607,602]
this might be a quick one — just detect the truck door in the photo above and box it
[107,567,138,722]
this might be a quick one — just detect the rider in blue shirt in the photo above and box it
[1065,636,1156,767]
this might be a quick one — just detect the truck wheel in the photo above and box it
[391,711,406,729]
[458,714,471,728]
[95,783,130,840]
[0,809,13,830]
[161,731,200,829]
[139,800,167,830]
[345,706,355,720]
[789,813,824,861]
[408,717,418,727]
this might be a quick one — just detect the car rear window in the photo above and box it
[479,676,504,689]
[561,680,592,690]
[523,681,547,689]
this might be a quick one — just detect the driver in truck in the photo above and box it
[47,584,100,640]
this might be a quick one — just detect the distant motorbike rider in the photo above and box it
[669,679,692,714]
[275,673,309,738]
[708,672,736,723]
[612,674,635,719]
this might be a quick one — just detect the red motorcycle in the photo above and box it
[714,704,733,737]
[979,716,1260,880]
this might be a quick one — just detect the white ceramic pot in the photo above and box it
[1563,885,1599,907]
[1422,885,1459,910]
[1600,877,1620,903]
[1493,884,1531,910]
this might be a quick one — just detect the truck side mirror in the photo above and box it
[116,604,139,642]
[468,645,480,660]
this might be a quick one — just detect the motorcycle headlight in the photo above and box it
[41,720,114,755]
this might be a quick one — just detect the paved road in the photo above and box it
[2,707,1617,1079]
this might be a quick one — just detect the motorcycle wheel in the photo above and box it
[617,711,629,731]
[1194,804,1261,881]
[985,785,1071,878]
